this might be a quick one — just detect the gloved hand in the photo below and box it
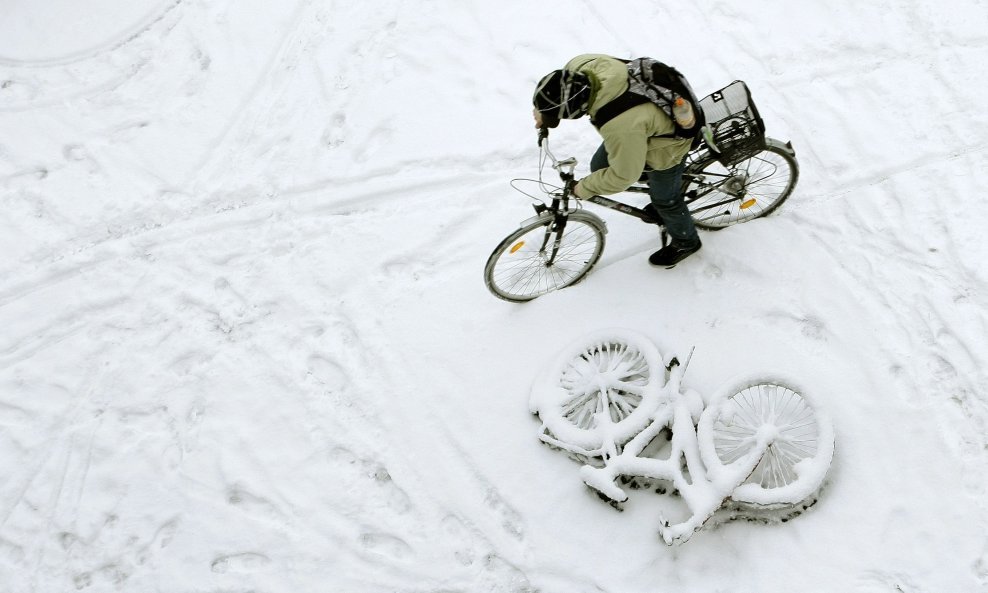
[573,181,594,199]
[566,179,583,198]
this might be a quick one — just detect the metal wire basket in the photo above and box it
[699,81,766,164]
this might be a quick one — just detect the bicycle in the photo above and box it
[484,81,800,302]
[529,330,835,545]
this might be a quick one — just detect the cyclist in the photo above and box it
[532,54,701,267]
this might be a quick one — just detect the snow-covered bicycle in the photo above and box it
[530,330,835,545]
[485,81,799,302]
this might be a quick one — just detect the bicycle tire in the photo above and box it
[484,212,606,302]
[696,378,835,507]
[531,330,666,453]
[685,138,799,229]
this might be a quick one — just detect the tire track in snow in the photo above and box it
[0,171,478,316]
[160,302,488,589]
[795,140,988,204]
[0,0,188,112]
[182,0,330,191]
[0,267,493,590]
[762,32,988,204]
[316,305,545,588]
[0,312,192,590]
[0,294,130,371]
[0,0,182,66]
[280,297,538,589]
[0,364,107,533]
[768,35,988,90]
[0,160,502,589]
[800,183,988,470]
[180,0,528,199]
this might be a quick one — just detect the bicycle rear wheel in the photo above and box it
[697,379,835,507]
[685,138,799,229]
[484,212,606,302]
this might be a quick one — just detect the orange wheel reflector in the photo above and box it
[510,241,525,254]
[740,198,757,210]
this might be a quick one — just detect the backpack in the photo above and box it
[591,57,706,145]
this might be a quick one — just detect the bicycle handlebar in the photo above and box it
[535,127,580,199]
[537,129,571,172]
[538,126,549,147]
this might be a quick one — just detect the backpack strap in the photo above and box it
[590,91,651,129]
[590,91,683,140]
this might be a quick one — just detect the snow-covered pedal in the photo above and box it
[530,330,835,545]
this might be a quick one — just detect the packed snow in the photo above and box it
[2,0,988,591]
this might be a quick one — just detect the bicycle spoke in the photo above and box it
[608,389,640,421]
[705,382,828,493]
[487,218,603,301]
[551,339,656,432]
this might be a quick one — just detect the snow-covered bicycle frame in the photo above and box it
[530,330,835,545]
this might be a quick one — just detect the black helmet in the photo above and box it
[533,69,591,128]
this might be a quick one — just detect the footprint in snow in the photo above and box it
[210,552,271,574]
[306,353,349,391]
[856,570,920,592]
[359,532,412,560]
[484,487,524,540]
[441,514,478,566]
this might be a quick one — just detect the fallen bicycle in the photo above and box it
[530,330,835,544]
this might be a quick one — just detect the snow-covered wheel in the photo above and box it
[530,330,667,454]
[697,378,835,507]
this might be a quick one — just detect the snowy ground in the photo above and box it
[2,1,988,591]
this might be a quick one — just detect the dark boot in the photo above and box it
[648,239,702,268]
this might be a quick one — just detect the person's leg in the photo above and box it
[646,160,701,266]
[646,160,699,247]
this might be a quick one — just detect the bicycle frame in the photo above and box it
[535,131,749,226]
[537,355,770,545]
[576,358,771,545]
[537,134,654,223]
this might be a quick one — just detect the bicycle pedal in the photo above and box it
[588,486,626,510]
[596,493,625,511]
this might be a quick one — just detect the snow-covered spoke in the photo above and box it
[698,379,835,506]
[531,330,666,453]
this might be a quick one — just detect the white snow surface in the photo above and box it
[2,0,988,591]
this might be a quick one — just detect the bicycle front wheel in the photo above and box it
[685,138,799,229]
[530,330,666,453]
[484,212,606,302]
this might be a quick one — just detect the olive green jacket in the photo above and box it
[565,54,692,197]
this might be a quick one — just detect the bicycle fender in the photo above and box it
[517,210,609,234]
[765,137,796,158]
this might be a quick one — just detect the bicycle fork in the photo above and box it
[536,197,570,266]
